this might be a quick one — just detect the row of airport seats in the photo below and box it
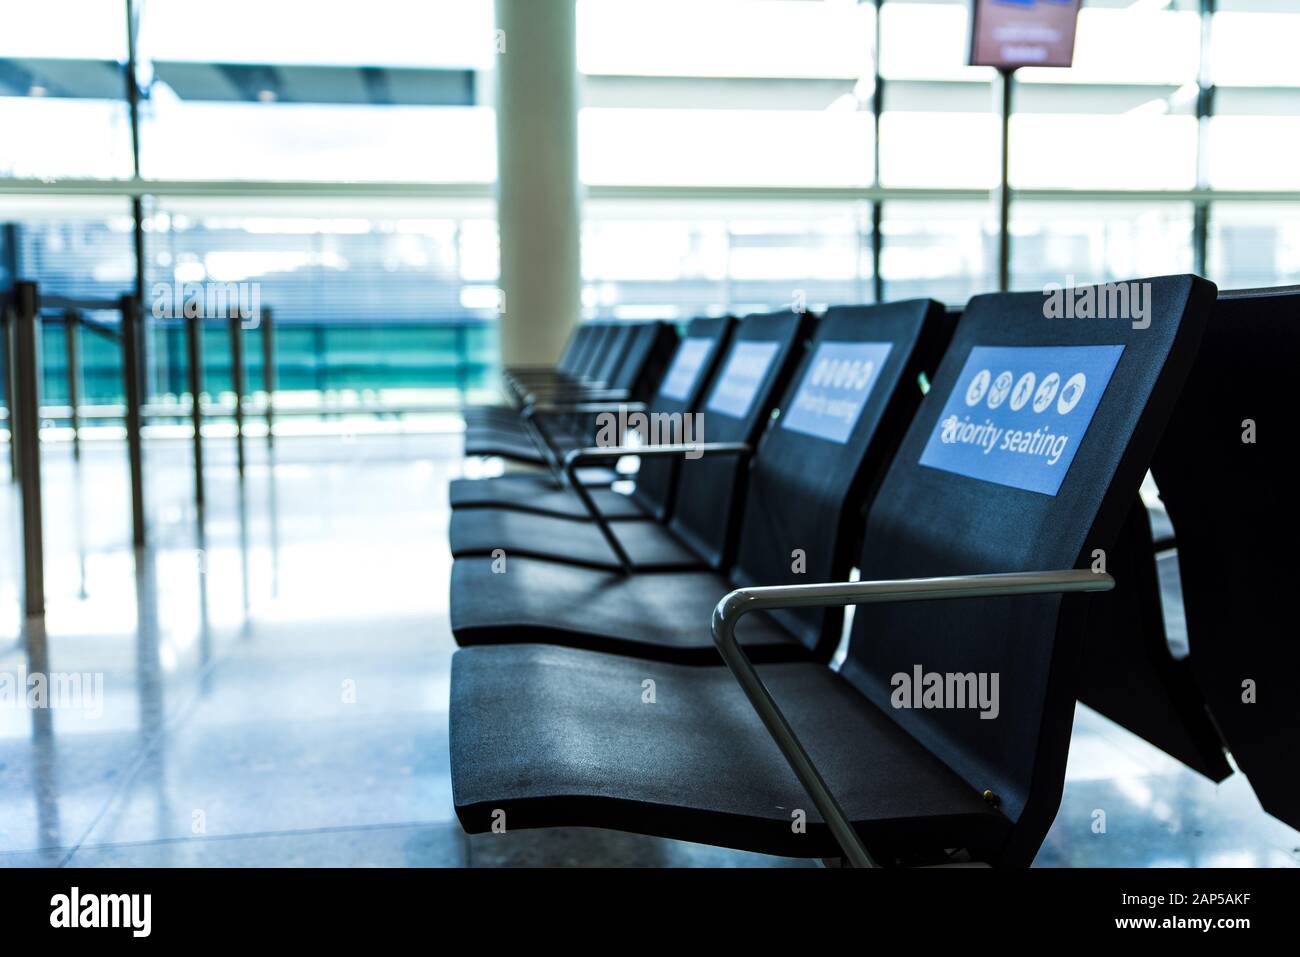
[445,278,1297,866]
[1079,286,1298,830]
[461,320,679,482]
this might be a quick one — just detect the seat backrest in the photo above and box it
[668,309,816,570]
[558,324,598,375]
[839,275,1214,865]
[630,316,737,522]
[573,322,614,379]
[728,299,949,657]
[608,321,680,397]
[587,322,637,385]
[1150,285,1300,831]
[1076,498,1232,781]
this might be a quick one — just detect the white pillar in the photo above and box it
[494,0,581,367]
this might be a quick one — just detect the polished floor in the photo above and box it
[0,428,1296,867]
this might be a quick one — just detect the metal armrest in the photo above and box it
[519,386,630,405]
[1151,532,1176,554]
[506,374,612,405]
[565,442,751,466]
[561,443,752,574]
[518,402,652,484]
[524,400,648,417]
[710,568,1115,868]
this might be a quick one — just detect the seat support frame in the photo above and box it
[710,568,1116,867]
[564,442,752,574]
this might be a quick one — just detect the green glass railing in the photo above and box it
[34,317,500,408]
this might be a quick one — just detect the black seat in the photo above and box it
[451,309,816,572]
[467,322,590,410]
[462,321,618,450]
[1076,498,1233,781]
[450,316,735,520]
[462,322,607,432]
[450,275,1215,863]
[464,321,677,463]
[452,644,1010,859]
[450,548,806,662]
[450,299,949,660]
[1150,285,1300,830]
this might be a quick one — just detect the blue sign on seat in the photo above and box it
[781,341,894,444]
[918,344,1123,495]
[705,340,780,419]
[658,337,715,401]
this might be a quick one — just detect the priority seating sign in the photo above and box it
[918,344,1123,495]
[658,337,715,402]
[705,340,780,419]
[781,341,893,444]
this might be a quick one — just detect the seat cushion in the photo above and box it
[449,477,650,521]
[449,556,804,664]
[450,644,1012,860]
[449,509,705,572]
[463,431,548,463]
[464,421,531,443]
[450,474,563,501]
[463,405,522,429]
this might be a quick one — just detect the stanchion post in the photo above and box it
[229,307,246,478]
[64,308,82,460]
[994,66,1015,294]
[3,304,17,481]
[186,312,205,508]
[14,281,44,616]
[120,295,146,548]
[260,305,275,448]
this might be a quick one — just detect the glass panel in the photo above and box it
[1013,2,1200,189]
[580,108,873,187]
[879,111,997,188]
[1011,113,1198,190]
[578,0,874,187]
[1207,5,1300,190]
[1017,4,1201,87]
[1206,115,1300,190]
[879,1,984,83]
[135,0,496,182]
[0,0,133,179]
[138,0,495,69]
[1211,6,1300,88]
[139,102,495,182]
[881,200,995,305]
[2,199,503,407]
[879,2,993,188]
[0,0,127,59]
[578,0,873,79]
[1208,201,1300,290]
[1011,202,1195,291]
[582,201,873,319]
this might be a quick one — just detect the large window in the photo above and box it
[1011,202,1195,291]
[1209,202,1300,290]
[4,0,1299,407]
[582,201,873,318]
[4,200,501,406]
[0,0,133,178]
[578,0,875,187]
[1205,2,1300,191]
[881,201,995,304]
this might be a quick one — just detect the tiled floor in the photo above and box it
[1,430,1295,867]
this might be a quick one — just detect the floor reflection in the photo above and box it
[0,432,1295,868]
